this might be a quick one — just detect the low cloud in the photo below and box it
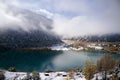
[0,0,120,38]
[52,15,103,37]
[0,1,52,32]
[51,0,120,38]
[35,9,54,18]
[52,13,120,38]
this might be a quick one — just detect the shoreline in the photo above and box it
[16,47,120,54]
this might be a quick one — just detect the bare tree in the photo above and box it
[96,54,116,80]
[83,60,96,80]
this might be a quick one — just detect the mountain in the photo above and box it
[0,6,62,48]
[0,30,62,48]
[67,34,120,42]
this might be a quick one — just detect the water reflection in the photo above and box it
[0,50,120,72]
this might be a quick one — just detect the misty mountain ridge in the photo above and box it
[0,5,53,31]
[0,6,62,48]
[67,34,120,42]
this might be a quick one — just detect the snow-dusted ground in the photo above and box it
[4,71,86,80]
[92,72,112,80]
[3,69,120,80]
[4,71,27,80]
[87,45,103,50]
[50,45,71,51]
[50,44,103,51]
[51,45,84,51]
[50,40,104,51]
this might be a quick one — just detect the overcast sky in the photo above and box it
[0,0,120,37]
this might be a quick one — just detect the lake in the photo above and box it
[0,49,120,72]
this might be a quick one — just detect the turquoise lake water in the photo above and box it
[0,50,120,72]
